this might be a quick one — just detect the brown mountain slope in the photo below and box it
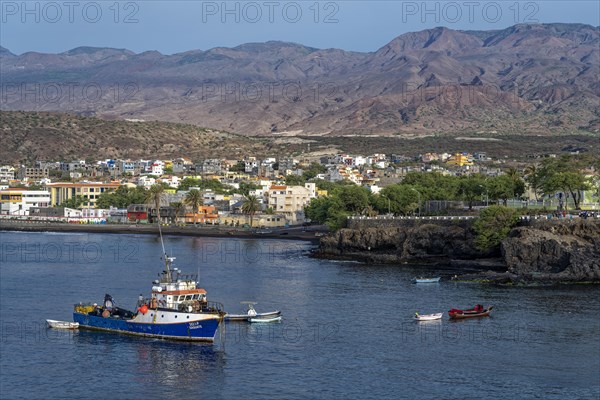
[1,23,598,136]
[0,111,289,163]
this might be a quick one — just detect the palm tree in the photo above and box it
[170,201,185,225]
[241,195,261,227]
[184,189,203,226]
[145,184,165,224]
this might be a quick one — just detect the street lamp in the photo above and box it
[410,188,421,217]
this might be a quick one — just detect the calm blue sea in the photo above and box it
[0,231,599,399]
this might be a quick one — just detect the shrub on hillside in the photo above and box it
[473,206,520,251]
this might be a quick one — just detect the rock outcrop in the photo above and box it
[501,220,600,282]
[316,219,600,283]
[316,222,494,264]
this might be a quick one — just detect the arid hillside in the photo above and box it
[1,23,598,136]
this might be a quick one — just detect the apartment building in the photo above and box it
[46,182,121,208]
[0,188,51,215]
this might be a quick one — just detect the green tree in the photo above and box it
[400,172,461,201]
[523,164,542,201]
[473,206,520,251]
[230,161,246,172]
[302,162,327,180]
[95,186,147,209]
[376,185,420,215]
[488,175,525,206]
[184,189,203,226]
[303,186,368,230]
[285,174,306,186]
[178,178,202,191]
[234,181,260,196]
[334,185,370,214]
[241,195,261,227]
[62,195,86,209]
[537,155,594,210]
[304,196,338,227]
[457,174,486,210]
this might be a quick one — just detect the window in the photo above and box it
[185,295,192,300]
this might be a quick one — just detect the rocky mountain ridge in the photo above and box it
[1,23,598,136]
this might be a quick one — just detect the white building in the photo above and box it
[353,156,367,167]
[266,183,316,223]
[150,160,164,176]
[137,176,156,188]
[0,166,15,181]
[0,188,51,216]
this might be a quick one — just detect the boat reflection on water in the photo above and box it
[72,330,226,390]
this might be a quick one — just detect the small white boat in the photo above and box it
[414,313,443,321]
[225,302,281,322]
[412,277,441,284]
[249,316,282,323]
[46,319,79,329]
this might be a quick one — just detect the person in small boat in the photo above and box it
[475,304,483,312]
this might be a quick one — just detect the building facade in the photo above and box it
[0,188,51,215]
[266,183,316,223]
[46,182,121,208]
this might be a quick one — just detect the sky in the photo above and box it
[1,1,599,55]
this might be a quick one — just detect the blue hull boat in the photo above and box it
[73,203,225,342]
[73,312,221,341]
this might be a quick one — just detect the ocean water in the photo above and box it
[0,231,598,399]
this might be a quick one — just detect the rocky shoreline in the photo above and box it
[314,219,600,284]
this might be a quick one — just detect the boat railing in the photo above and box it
[178,274,198,282]
[203,301,225,315]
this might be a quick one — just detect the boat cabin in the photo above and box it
[148,257,209,312]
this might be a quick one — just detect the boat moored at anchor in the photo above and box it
[73,256,225,341]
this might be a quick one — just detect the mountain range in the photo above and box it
[1,23,599,136]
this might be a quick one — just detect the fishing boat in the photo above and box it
[448,305,493,319]
[414,312,443,321]
[412,277,441,283]
[224,301,281,322]
[46,319,79,329]
[73,205,225,342]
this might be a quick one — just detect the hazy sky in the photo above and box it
[1,1,599,54]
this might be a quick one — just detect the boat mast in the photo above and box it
[154,194,171,284]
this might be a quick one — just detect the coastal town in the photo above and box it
[1,148,598,227]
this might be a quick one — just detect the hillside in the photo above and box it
[1,111,598,163]
[1,23,599,136]
[0,111,290,163]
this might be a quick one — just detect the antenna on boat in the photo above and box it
[156,201,171,283]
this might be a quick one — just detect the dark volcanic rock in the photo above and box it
[317,219,600,283]
[317,223,492,264]
[501,220,600,282]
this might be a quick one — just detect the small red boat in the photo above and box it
[448,304,493,319]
